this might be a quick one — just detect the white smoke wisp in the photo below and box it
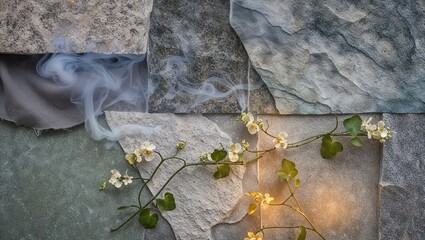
[36,53,152,141]
[154,48,264,112]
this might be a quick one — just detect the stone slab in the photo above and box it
[0,118,176,239]
[147,0,277,114]
[230,0,425,114]
[257,114,381,239]
[380,114,425,239]
[105,112,249,239]
[0,0,153,54]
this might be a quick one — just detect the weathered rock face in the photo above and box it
[230,0,425,114]
[147,0,276,114]
[105,112,247,240]
[0,0,153,54]
[257,115,381,239]
[380,114,425,239]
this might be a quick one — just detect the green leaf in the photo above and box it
[248,203,258,215]
[350,137,363,147]
[294,179,301,188]
[139,208,158,229]
[213,164,230,179]
[276,159,298,181]
[156,192,176,211]
[296,226,307,240]
[343,115,362,137]
[320,135,343,159]
[210,149,227,162]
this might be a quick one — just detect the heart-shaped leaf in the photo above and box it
[248,203,258,215]
[296,226,307,240]
[210,149,227,162]
[350,137,363,147]
[156,192,176,211]
[343,115,362,137]
[213,164,230,179]
[139,208,158,229]
[320,135,343,159]
[276,159,298,181]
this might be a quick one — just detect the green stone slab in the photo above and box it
[0,119,173,239]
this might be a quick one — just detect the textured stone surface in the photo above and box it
[105,112,247,239]
[0,0,152,54]
[230,0,425,114]
[147,0,277,114]
[207,115,261,239]
[257,115,381,239]
[380,114,425,239]
[0,119,176,239]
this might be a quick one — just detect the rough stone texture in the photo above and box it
[380,114,425,239]
[257,115,381,239]
[230,0,425,114]
[105,112,247,240]
[0,0,152,54]
[0,118,176,239]
[207,115,261,239]
[147,0,277,114]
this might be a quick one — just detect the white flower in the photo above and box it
[228,143,242,162]
[123,171,133,185]
[134,149,143,163]
[241,112,254,123]
[246,119,260,134]
[273,131,288,149]
[361,117,394,143]
[109,169,123,188]
[141,142,156,161]
[362,117,377,139]
[377,121,388,138]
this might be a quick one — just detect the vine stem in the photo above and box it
[255,226,314,234]
[111,158,244,232]
[286,181,326,240]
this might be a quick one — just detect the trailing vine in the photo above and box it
[100,113,394,239]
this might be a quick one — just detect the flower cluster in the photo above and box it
[273,131,289,149]
[125,142,156,164]
[108,169,133,188]
[244,232,263,240]
[361,118,394,143]
[245,191,274,205]
[241,112,263,135]
[176,140,186,150]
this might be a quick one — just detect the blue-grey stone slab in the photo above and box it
[380,114,425,239]
[230,0,425,114]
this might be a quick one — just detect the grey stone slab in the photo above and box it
[147,0,276,114]
[230,0,425,114]
[105,112,247,239]
[0,0,152,54]
[380,114,425,239]
[257,115,381,239]
[0,118,174,239]
[206,114,261,239]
